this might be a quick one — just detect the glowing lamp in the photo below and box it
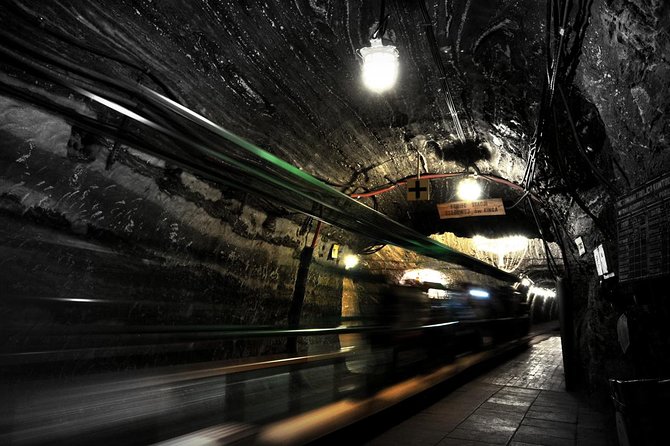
[400,268,449,286]
[343,255,359,270]
[457,177,482,201]
[530,286,556,298]
[472,235,528,272]
[360,39,399,93]
[473,235,528,255]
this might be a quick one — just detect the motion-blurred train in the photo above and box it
[1,271,531,445]
[358,275,530,385]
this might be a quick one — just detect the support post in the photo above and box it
[287,221,321,354]
[287,246,314,354]
[557,277,576,390]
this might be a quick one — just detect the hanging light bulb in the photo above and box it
[343,255,360,270]
[457,177,482,201]
[360,38,399,93]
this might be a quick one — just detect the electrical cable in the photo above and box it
[547,0,570,105]
[565,0,594,84]
[0,32,287,174]
[549,105,611,235]
[3,0,184,104]
[0,31,176,127]
[0,8,569,282]
[523,0,571,191]
[557,84,619,196]
[350,172,462,198]
[351,172,543,208]
[545,205,591,276]
[371,0,389,39]
[417,0,467,143]
[0,77,241,192]
[527,196,559,278]
[360,244,386,255]
[310,221,323,249]
[507,191,530,210]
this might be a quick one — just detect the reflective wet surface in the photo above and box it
[364,335,615,446]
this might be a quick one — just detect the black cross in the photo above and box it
[408,181,428,199]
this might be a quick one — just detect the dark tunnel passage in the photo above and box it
[1,0,669,445]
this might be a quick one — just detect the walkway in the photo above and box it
[365,336,615,446]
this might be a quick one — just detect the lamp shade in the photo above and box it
[360,39,399,93]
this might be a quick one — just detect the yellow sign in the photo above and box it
[329,244,340,259]
[437,198,506,219]
[406,178,430,201]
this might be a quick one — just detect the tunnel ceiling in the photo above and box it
[1,0,668,240]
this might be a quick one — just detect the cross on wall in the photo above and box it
[406,178,430,201]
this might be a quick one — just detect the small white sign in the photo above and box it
[575,237,586,256]
[437,198,506,219]
[593,244,608,276]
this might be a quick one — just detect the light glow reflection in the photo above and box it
[400,268,448,286]
[469,289,490,299]
[529,286,556,298]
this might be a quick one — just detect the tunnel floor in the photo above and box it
[363,336,615,446]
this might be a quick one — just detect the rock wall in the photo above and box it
[0,0,543,238]
[560,0,670,395]
[0,96,347,361]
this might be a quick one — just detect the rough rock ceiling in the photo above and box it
[2,0,669,395]
[0,0,557,238]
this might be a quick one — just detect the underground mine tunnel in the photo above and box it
[0,0,668,445]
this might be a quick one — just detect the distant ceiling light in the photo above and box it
[360,39,399,93]
[529,286,556,298]
[473,235,529,271]
[400,268,448,286]
[473,235,528,255]
[456,177,482,201]
[343,255,359,270]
